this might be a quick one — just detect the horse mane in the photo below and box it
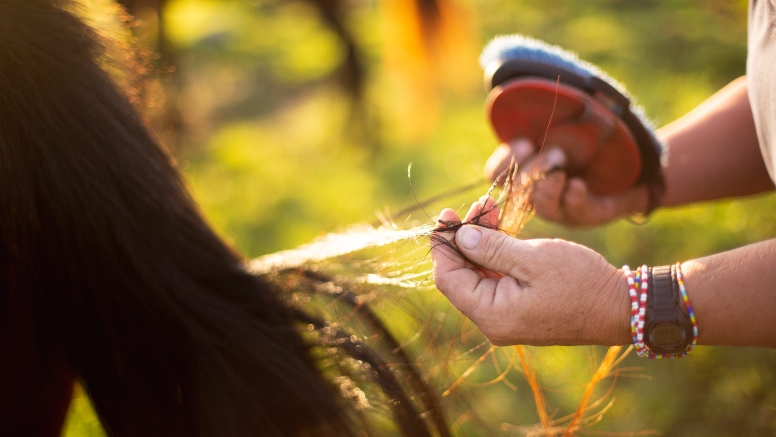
[0,1,444,435]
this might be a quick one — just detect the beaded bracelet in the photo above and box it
[623,265,648,357]
[622,266,638,347]
[622,263,698,359]
[635,265,649,357]
[676,263,698,352]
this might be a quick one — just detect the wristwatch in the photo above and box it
[643,265,693,355]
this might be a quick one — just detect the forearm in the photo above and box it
[680,238,776,348]
[658,76,774,207]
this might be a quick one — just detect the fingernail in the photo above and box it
[510,138,534,161]
[489,144,512,162]
[543,147,566,170]
[458,226,482,250]
[484,145,512,180]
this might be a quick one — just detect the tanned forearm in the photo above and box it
[657,76,774,207]
[681,238,776,348]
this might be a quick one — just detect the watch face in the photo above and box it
[649,323,686,348]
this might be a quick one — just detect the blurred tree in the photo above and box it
[118,0,479,147]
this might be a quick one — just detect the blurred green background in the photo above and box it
[65,0,776,435]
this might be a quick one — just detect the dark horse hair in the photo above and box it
[0,1,446,436]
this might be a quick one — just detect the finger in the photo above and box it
[463,200,482,222]
[533,171,566,221]
[484,138,534,180]
[564,178,588,210]
[541,147,567,171]
[520,147,567,221]
[434,207,462,230]
[452,226,529,316]
[431,210,491,315]
[562,178,592,224]
[517,145,565,179]
[563,178,627,226]
[433,238,518,323]
[511,138,535,162]
[454,225,533,280]
[431,209,464,265]
[517,154,540,177]
[485,198,500,227]
[462,197,503,278]
[464,196,499,228]
[483,144,512,181]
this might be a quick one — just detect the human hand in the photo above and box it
[483,138,651,227]
[431,199,631,346]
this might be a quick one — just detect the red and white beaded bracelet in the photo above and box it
[634,265,649,357]
[622,265,639,347]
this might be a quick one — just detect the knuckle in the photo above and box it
[433,271,459,297]
[432,271,448,292]
[480,295,524,347]
[549,238,571,254]
[481,233,510,266]
[532,238,558,254]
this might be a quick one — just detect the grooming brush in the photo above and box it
[480,35,664,205]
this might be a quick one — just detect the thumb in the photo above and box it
[455,225,533,279]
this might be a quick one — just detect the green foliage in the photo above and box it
[63,0,776,435]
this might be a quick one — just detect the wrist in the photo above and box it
[601,268,634,346]
[679,260,707,345]
[623,263,699,357]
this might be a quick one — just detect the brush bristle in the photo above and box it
[480,34,662,153]
[480,35,627,97]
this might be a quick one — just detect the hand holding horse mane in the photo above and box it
[431,198,631,347]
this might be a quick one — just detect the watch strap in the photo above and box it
[644,265,693,354]
[649,265,675,314]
